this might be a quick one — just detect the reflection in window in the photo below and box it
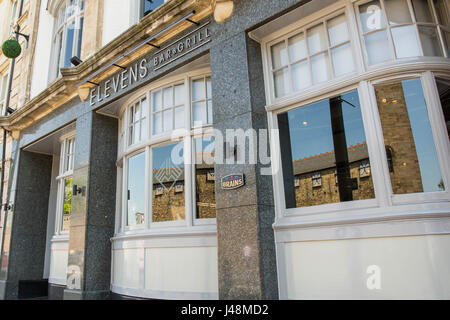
[152,143,185,222]
[127,152,145,226]
[62,178,72,231]
[195,137,216,219]
[436,79,450,141]
[59,136,75,232]
[278,90,375,208]
[374,78,444,193]
[141,0,165,18]
[356,0,449,65]
[270,12,354,98]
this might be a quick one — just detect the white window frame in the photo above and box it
[50,0,85,81]
[260,0,450,227]
[54,133,75,236]
[354,0,450,66]
[266,7,359,102]
[116,67,216,236]
[191,76,213,127]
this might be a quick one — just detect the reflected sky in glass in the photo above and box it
[127,152,145,226]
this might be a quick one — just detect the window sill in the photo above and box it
[274,200,450,233]
[112,226,217,242]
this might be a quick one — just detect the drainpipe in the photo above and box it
[0,0,25,264]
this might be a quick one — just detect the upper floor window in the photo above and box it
[52,0,85,78]
[356,0,450,65]
[140,0,166,18]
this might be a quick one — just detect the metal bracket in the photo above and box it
[73,184,86,197]
[13,31,30,48]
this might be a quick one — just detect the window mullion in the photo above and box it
[379,0,397,60]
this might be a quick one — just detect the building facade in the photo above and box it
[0,0,449,300]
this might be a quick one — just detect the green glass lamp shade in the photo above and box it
[1,39,22,59]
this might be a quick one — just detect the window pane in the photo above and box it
[278,90,374,208]
[174,106,184,129]
[207,101,213,124]
[163,87,173,108]
[206,77,212,99]
[152,143,185,222]
[331,43,355,77]
[418,26,443,56]
[391,25,421,58]
[174,84,185,105]
[163,109,173,131]
[364,30,393,64]
[127,152,145,226]
[375,79,443,193]
[192,79,206,101]
[327,14,349,46]
[76,17,83,58]
[412,0,435,23]
[273,67,290,97]
[384,0,412,25]
[291,60,311,92]
[359,0,386,33]
[61,177,73,231]
[143,0,164,17]
[195,137,216,219]
[311,52,330,84]
[153,112,162,134]
[271,41,288,69]
[64,21,75,67]
[307,24,328,55]
[141,99,148,140]
[193,101,207,126]
[153,90,162,111]
[436,79,450,141]
[288,33,307,62]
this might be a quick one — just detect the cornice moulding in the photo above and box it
[0,0,214,133]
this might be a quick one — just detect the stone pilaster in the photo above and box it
[210,31,278,299]
[63,111,117,300]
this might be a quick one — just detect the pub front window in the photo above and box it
[262,0,449,217]
[117,70,216,232]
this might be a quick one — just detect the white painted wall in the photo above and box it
[102,0,133,46]
[30,2,54,99]
[111,237,219,299]
[280,234,450,299]
[49,240,68,285]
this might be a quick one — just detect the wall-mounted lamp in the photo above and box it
[77,83,94,102]
[214,0,234,23]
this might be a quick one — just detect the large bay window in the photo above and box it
[51,0,84,80]
[118,70,215,233]
[263,0,450,219]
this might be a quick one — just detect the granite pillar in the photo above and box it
[211,32,278,299]
[63,111,118,300]
[0,150,52,299]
